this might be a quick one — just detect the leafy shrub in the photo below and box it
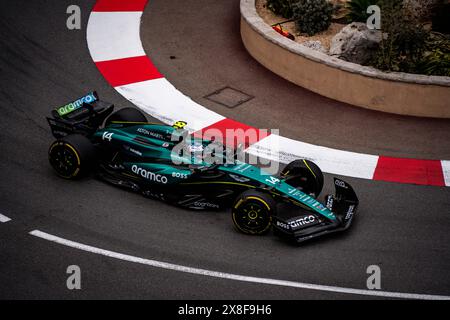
[418,50,450,76]
[331,1,350,23]
[370,0,430,73]
[345,0,379,23]
[417,33,450,76]
[266,0,295,19]
[403,0,441,22]
[292,0,333,36]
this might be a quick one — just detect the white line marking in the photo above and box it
[30,230,450,300]
[246,134,379,179]
[87,12,146,62]
[116,78,225,132]
[0,214,11,223]
[442,161,450,187]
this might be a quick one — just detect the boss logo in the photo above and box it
[276,221,290,230]
[172,172,188,179]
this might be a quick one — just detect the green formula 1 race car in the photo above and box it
[46,92,359,244]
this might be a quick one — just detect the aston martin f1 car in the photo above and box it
[46,92,359,244]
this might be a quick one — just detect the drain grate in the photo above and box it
[204,87,254,108]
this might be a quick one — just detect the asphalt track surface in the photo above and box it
[0,0,449,299]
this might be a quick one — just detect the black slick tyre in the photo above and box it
[48,134,96,179]
[232,190,276,235]
[280,159,324,197]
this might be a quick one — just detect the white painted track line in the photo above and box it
[30,230,450,300]
[247,134,379,179]
[87,12,146,62]
[0,214,11,223]
[442,161,450,187]
[116,79,225,132]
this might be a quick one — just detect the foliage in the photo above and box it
[266,0,295,19]
[417,33,450,76]
[370,0,430,73]
[417,50,450,77]
[292,0,333,36]
[402,0,438,21]
[265,0,450,76]
[345,0,379,23]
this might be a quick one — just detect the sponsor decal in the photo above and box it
[313,202,327,212]
[345,205,355,221]
[276,220,290,230]
[229,174,250,183]
[129,148,142,156]
[137,128,164,140]
[131,165,168,184]
[56,92,96,116]
[335,179,348,189]
[149,132,164,139]
[172,172,188,179]
[288,188,310,200]
[188,143,204,153]
[233,163,251,173]
[193,201,219,209]
[137,128,150,135]
[289,215,316,229]
[326,196,334,210]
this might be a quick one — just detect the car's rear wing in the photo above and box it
[52,92,99,118]
[47,92,114,138]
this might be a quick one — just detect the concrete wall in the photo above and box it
[240,0,450,118]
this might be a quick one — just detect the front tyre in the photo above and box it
[48,134,96,179]
[232,190,276,235]
[281,159,324,197]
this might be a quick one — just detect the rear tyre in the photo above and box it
[280,159,324,197]
[232,190,276,235]
[48,134,96,179]
[105,107,147,127]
